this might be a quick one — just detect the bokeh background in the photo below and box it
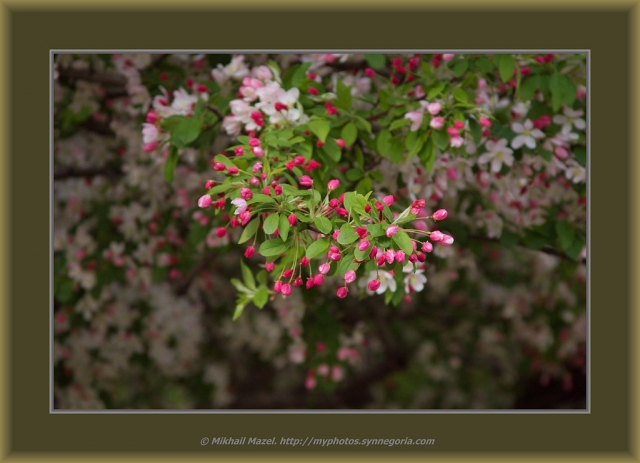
[53,53,587,409]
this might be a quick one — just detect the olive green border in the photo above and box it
[1,1,637,461]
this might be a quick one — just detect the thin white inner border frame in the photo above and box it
[50,49,590,414]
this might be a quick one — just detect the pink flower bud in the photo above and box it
[328,179,340,191]
[430,117,444,130]
[308,87,319,95]
[336,208,348,217]
[250,177,260,186]
[383,195,394,207]
[368,279,381,292]
[318,263,331,274]
[205,180,215,189]
[479,116,492,128]
[408,253,418,263]
[215,227,226,238]
[293,277,303,287]
[198,195,212,208]
[252,147,264,157]
[394,250,405,263]
[288,214,297,227]
[336,139,345,148]
[329,252,341,261]
[283,269,293,279]
[376,255,386,267]
[385,224,399,237]
[299,175,313,187]
[227,166,239,175]
[440,234,454,246]
[252,162,263,173]
[143,142,158,152]
[244,246,255,259]
[365,68,376,77]
[262,186,271,196]
[427,102,441,115]
[274,280,282,293]
[417,251,426,263]
[336,286,348,298]
[240,188,253,200]
[454,120,464,129]
[421,241,433,253]
[305,377,316,390]
[358,240,370,251]
[213,162,226,172]
[281,283,292,296]
[249,137,261,147]
[265,262,275,272]
[385,249,395,264]
[333,230,341,241]
[313,274,324,286]
[430,231,444,242]
[369,246,378,260]
[234,146,244,156]
[301,256,310,267]
[274,185,282,195]
[306,277,315,289]
[442,53,455,61]
[433,209,448,220]
[344,270,356,284]
[446,127,460,137]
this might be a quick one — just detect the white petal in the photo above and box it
[511,136,525,149]
[524,137,536,149]
[511,122,524,133]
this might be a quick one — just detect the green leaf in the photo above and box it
[263,213,280,235]
[500,229,519,247]
[336,80,352,111]
[346,168,363,181]
[172,116,202,148]
[431,129,449,151]
[392,229,413,255]
[452,59,469,77]
[248,193,276,205]
[314,216,333,234]
[574,146,586,167]
[418,138,436,172]
[308,119,331,143]
[549,71,563,112]
[231,278,252,294]
[538,148,552,162]
[355,177,373,196]
[253,287,269,309]
[555,221,575,252]
[520,76,540,102]
[366,223,385,237]
[306,238,330,260]
[238,217,260,244]
[232,299,248,320]
[355,116,372,134]
[279,214,290,241]
[377,129,392,156]
[475,56,495,73]
[497,54,516,83]
[341,122,357,146]
[427,82,446,100]
[240,261,256,290]
[566,235,585,260]
[337,223,359,245]
[389,118,411,131]
[389,138,405,163]
[338,252,358,277]
[282,62,313,89]
[164,146,179,183]
[322,138,341,162]
[364,54,386,69]
[258,238,292,257]
[452,88,469,104]
[207,182,235,196]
